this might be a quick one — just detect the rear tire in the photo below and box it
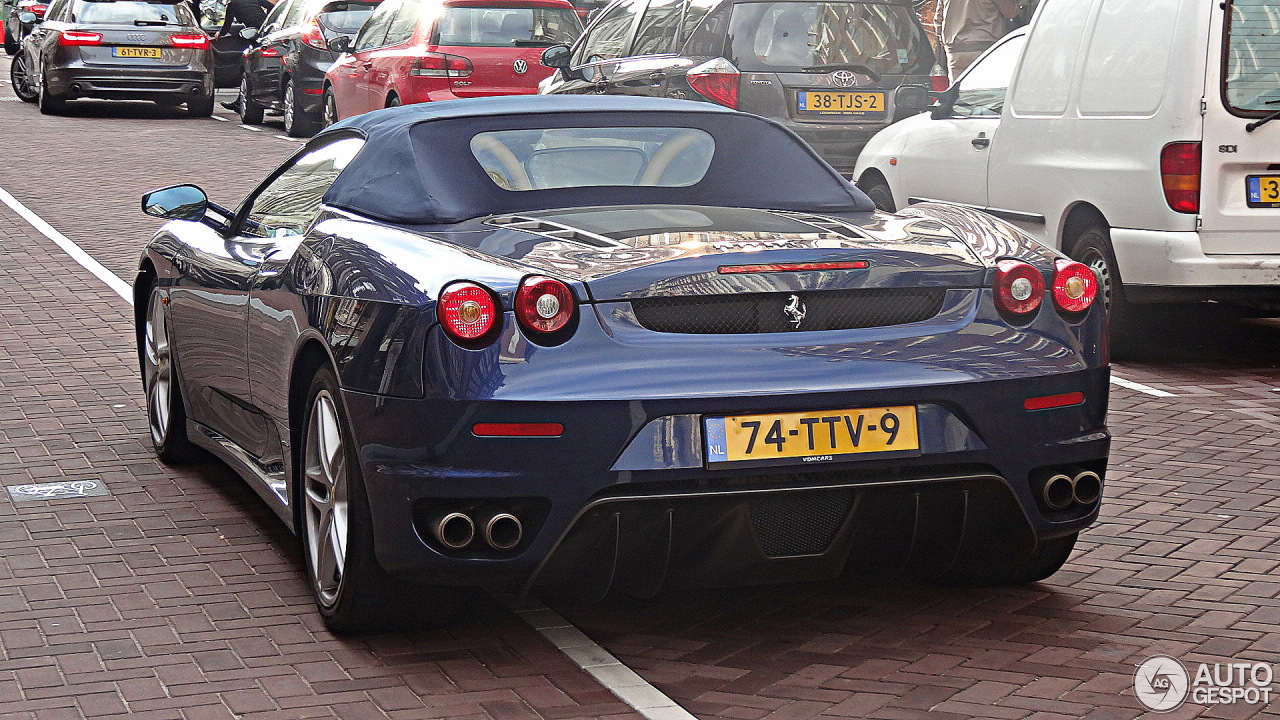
[385,93,400,109]
[38,74,67,115]
[140,286,199,464]
[282,79,319,138]
[861,178,896,212]
[187,92,215,117]
[10,51,38,103]
[300,367,457,633]
[237,75,264,124]
[1067,222,1138,354]
[322,85,338,128]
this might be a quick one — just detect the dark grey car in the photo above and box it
[16,0,215,115]
[539,0,934,174]
[234,0,381,137]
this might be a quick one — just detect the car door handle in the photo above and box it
[972,135,991,149]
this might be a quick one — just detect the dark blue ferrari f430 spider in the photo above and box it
[135,95,1109,632]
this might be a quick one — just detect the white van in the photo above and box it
[853,0,1280,327]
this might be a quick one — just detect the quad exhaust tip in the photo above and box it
[1072,471,1102,505]
[433,512,475,550]
[1041,473,1075,510]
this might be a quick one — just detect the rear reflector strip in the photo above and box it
[1023,392,1085,411]
[472,422,563,437]
[718,261,870,274]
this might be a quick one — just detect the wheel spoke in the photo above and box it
[303,388,349,607]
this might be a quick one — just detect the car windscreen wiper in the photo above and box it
[133,19,178,25]
[1246,99,1280,133]
[800,63,881,83]
[513,39,556,47]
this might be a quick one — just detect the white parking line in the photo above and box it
[0,182,691,720]
[211,115,231,122]
[509,597,696,720]
[0,185,133,304]
[1110,375,1176,397]
[239,124,264,132]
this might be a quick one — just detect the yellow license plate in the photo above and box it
[705,405,919,464]
[1247,175,1280,208]
[797,91,886,115]
[114,46,162,58]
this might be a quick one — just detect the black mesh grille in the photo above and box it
[631,288,947,334]
[750,489,852,557]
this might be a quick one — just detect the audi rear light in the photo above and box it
[438,282,499,344]
[515,275,575,336]
[58,30,102,46]
[409,52,472,78]
[29,3,47,16]
[300,19,327,50]
[686,57,739,109]
[1160,141,1201,214]
[993,259,1044,317]
[169,33,209,49]
[1051,259,1097,314]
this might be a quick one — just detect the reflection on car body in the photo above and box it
[134,95,1109,632]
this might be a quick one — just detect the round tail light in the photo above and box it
[515,276,575,335]
[438,282,498,343]
[1052,259,1097,314]
[993,259,1045,317]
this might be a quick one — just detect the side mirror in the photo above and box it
[893,84,930,113]
[930,84,960,120]
[540,44,572,69]
[238,26,257,40]
[329,35,351,53]
[141,184,208,221]
[18,11,36,22]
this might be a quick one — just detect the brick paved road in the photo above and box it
[0,54,1277,720]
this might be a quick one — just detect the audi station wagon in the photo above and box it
[134,96,1109,631]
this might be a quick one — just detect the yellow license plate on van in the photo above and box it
[797,91,885,115]
[1247,175,1280,208]
[704,405,918,465]
[115,47,162,58]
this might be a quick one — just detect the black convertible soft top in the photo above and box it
[320,95,874,225]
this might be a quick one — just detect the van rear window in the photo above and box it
[727,1,929,75]
[1224,0,1280,113]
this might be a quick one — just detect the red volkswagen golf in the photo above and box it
[322,0,580,120]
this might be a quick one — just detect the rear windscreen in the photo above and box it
[1224,0,1280,113]
[728,1,928,74]
[430,5,580,47]
[320,2,379,32]
[74,0,193,23]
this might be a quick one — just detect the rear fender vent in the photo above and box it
[485,215,622,248]
[631,287,948,334]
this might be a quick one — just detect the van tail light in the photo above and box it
[438,282,499,344]
[300,19,327,50]
[1051,259,1097,314]
[29,3,48,16]
[686,57,739,109]
[515,275,575,335]
[410,52,472,78]
[1160,141,1201,214]
[58,30,103,46]
[993,259,1044,317]
[169,33,209,49]
[930,64,949,92]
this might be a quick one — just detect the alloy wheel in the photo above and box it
[238,76,249,115]
[283,81,295,131]
[303,390,350,609]
[10,52,36,101]
[143,292,172,445]
[1080,248,1113,312]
